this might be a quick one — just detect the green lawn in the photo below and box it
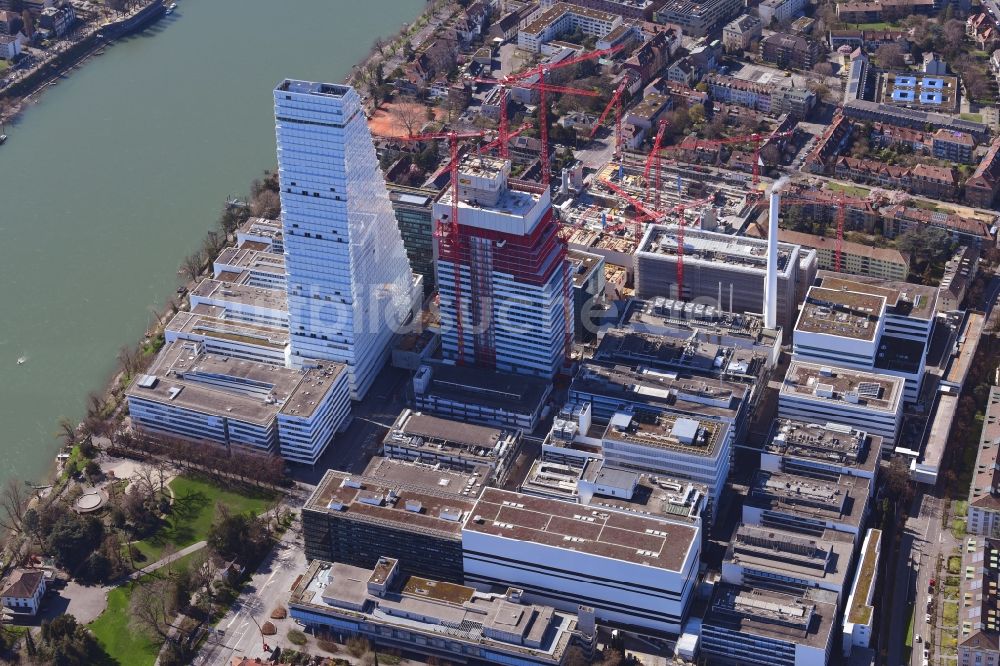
[952,518,968,540]
[944,601,960,625]
[851,21,898,29]
[89,553,200,666]
[132,475,274,563]
[948,555,962,574]
[826,182,871,198]
[961,113,984,123]
[0,61,8,73]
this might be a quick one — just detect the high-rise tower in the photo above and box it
[274,80,419,400]
[434,155,570,379]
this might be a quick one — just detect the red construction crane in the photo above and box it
[642,119,669,211]
[590,77,632,157]
[777,192,869,272]
[670,194,716,299]
[657,130,795,189]
[394,130,489,365]
[471,42,626,168]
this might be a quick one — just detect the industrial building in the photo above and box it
[381,409,523,486]
[761,418,881,482]
[301,459,482,583]
[289,557,584,666]
[434,155,571,379]
[744,468,872,537]
[462,488,701,635]
[126,341,350,465]
[635,225,817,331]
[778,361,904,448]
[274,80,420,400]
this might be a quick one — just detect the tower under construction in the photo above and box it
[433,155,571,379]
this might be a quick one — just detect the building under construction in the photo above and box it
[434,155,571,379]
[634,225,817,331]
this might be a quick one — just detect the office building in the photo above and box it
[382,409,522,486]
[434,155,571,378]
[778,361,904,448]
[289,557,583,666]
[543,0,662,20]
[411,364,553,431]
[302,459,482,583]
[388,186,437,296]
[792,277,935,403]
[701,584,837,666]
[655,0,744,37]
[744,466,871,537]
[462,488,700,635]
[635,226,817,331]
[274,80,419,400]
[126,341,350,465]
[761,419,881,482]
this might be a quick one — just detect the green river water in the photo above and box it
[0,0,424,490]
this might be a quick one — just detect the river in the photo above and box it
[0,0,425,492]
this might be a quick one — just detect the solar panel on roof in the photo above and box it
[856,381,881,398]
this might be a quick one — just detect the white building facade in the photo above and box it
[274,80,419,400]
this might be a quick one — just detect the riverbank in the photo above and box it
[0,0,165,123]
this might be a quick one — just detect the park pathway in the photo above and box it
[127,540,207,581]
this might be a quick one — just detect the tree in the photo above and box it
[179,250,205,283]
[46,513,104,570]
[130,577,176,641]
[688,103,706,125]
[876,42,905,68]
[38,614,105,666]
[250,190,280,219]
[897,224,956,275]
[57,417,77,446]
[391,96,426,136]
[0,478,28,535]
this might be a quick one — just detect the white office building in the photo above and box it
[462,488,700,635]
[274,80,419,400]
[778,361,904,449]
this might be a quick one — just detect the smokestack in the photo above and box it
[764,178,788,330]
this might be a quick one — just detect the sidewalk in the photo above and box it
[127,540,206,581]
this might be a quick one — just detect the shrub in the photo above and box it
[287,628,308,646]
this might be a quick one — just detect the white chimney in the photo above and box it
[764,179,786,330]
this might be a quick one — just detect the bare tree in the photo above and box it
[391,96,427,136]
[0,478,28,535]
[129,577,176,641]
[179,250,205,283]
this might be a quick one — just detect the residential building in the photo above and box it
[462,487,701,635]
[968,137,1000,208]
[381,409,522,486]
[931,129,976,164]
[938,245,980,312]
[882,205,994,246]
[0,32,18,60]
[289,557,583,666]
[836,1,882,22]
[654,0,744,37]
[388,186,437,296]
[722,14,762,52]
[923,51,948,75]
[880,72,960,114]
[778,361,905,447]
[434,156,570,378]
[518,2,622,53]
[622,28,679,85]
[543,0,663,20]
[760,32,822,70]
[842,529,881,657]
[635,226,817,331]
[37,3,73,36]
[302,460,482,583]
[126,342,351,465]
[843,99,989,142]
[705,73,772,113]
[803,114,853,174]
[0,10,22,36]
[700,584,838,666]
[274,80,419,400]
[910,163,958,200]
[958,537,1000,666]
[758,0,808,26]
[411,364,553,432]
[771,87,816,117]
[1,570,46,617]
[769,229,909,281]
[967,387,1000,537]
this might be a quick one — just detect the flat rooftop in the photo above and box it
[624,298,781,350]
[567,249,603,288]
[523,2,619,34]
[572,362,746,422]
[290,559,576,659]
[640,226,795,275]
[727,523,854,589]
[303,460,481,539]
[384,410,520,469]
[466,488,699,573]
[765,418,878,474]
[795,286,885,341]
[416,365,551,415]
[566,226,639,255]
[748,469,870,529]
[595,330,768,383]
[704,584,837,650]
[165,311,288,350]
[781,361,903,414]
[214,247,286,276]
[603,409,727,459]
[277,79,349,97]
[128,341,342,425]
[190,278,288,313]
[817,272,937,321]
